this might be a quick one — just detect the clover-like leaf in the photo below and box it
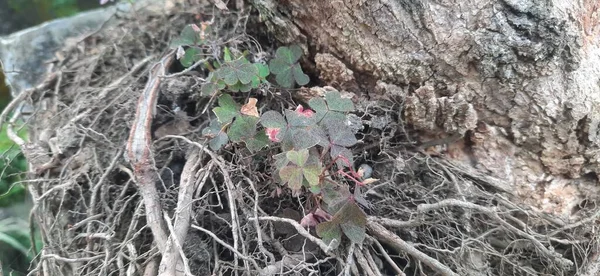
[337,201,367,244]
[180,47,202,67]
[244,131,269,153]
[218,58,259,85]
[279,165,304,190]
[309,90,355,125]
[256,63,270,78]
[325,90,354,112]
[316,220,342,249]
[316,196,367,246]
[201,72,227,97]
[286,149,309,166]
[201,120,228,150]
[170,24,204,48]
[325,120,357,147]
[228,115,259,142]
[269,45,309,88]
[227,81,253,92]
[321,182,352,214]
[212,94,240,124]
[261,111,287,142]
[279,149,323,190]
[322,120,357,167]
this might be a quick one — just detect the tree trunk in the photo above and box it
[252,0,600,217]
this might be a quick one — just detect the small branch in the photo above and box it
[41,254,104,264]
[369,236,405,276]
[341,243,356,276]
[159,149,202,276]
[368,216,422,228]
[159,212,193,276]
[367,221,459,276]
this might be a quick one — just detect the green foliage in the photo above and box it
[0,125,27,207]
[278,149,321,190]
[170,24,206,48]
[202,95,267,152]
[269,45,309,88]
[168,22,367,249]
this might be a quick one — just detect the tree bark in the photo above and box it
[252,0,600,217]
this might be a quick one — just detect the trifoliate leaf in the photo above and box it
[245,131,269,153]
[279,166,304,190]
[201,72,226,97]
[325,90,354,112]
[170,24,203,48]
[202,120,228,150]
[180,47,202,67]
[286,149,309,166]
[218,58,259,85]
[316,221,342,249]
[212,94,239,124]
[269,45,309,88]
[228,115,258,142]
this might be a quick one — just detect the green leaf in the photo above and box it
[331,145,354,168]
[180,47,202,67]
[316,221,342,249]
[325,90,354,112]
[201,72,226,97]
[228,81,253,93]
[212,94,239,124]
[274,152,289,170]
[290,127,323,150]
[309,90,355,125]
[285,109,316,127]
[325,121,357,147]
[269,45,309,88]
[218,58,259,85]
[202,120,229,150]
[286,149,309,166]
[223,47,233,62]
[260,111,287,129]
[337,201,367,244]
[245,131,269,153]
[256,63,270,78]
[293,65,310,86]
[0,231,29,256]
[303,165,321,186]
[170,24,203,48]
[228,115,259,142]
[279,166,304,190]
[321,182,352,214]
[279,149,323,190]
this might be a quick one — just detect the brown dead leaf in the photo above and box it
[241,98,259,117]
[362,178,379,185]
[212,0,228,10]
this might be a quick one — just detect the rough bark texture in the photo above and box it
[252,0,600,218]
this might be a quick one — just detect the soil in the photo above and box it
[8,1,599,276]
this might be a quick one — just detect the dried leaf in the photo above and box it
[212,0,228,10]
[361,178,379,185]
[241,98,259,117]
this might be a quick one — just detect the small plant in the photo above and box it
[170,24,374,249]
[268,45,309,88]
